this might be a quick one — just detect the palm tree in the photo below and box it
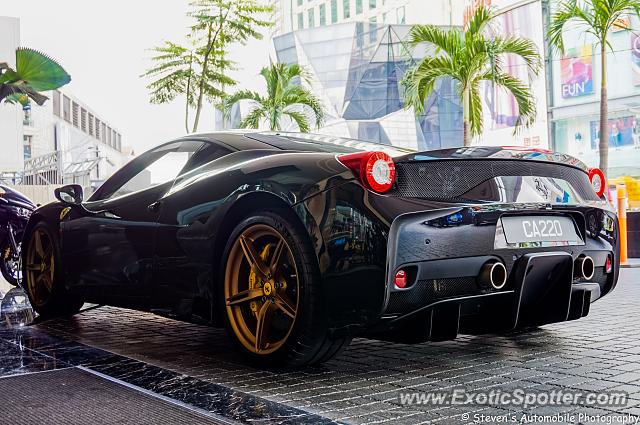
[0,48,71,106]
[224,63,325,132]
[142,41,198,133]
[403,6,541,146]
[143,0,272,134]
[548,0,640,178]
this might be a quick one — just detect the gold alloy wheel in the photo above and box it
[25,228,56,307]
[224,224,299,355]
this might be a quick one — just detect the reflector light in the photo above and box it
[605,254,613,274]
[588,168,606,198]
[337,151,396,193]
[394,270,407,289]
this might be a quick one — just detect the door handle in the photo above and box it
[147,201,162,213]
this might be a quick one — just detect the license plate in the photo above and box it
[500,216,583,247]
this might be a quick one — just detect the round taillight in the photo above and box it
[363,152,395,193]
[394,269,407,289]
[588,168,606,198]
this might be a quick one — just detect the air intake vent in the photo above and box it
[390,160,599,201]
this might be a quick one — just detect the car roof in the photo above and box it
[192,131,414,157]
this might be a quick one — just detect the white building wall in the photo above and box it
[0,16,23,172]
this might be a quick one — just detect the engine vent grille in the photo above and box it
[390,160,599,201]
[386,277,478,315]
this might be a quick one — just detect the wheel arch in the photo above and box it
[214,191,320,258]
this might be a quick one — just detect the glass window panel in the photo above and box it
[297,0,303,5]
[369,18,377,43]
[356,21,364,47]
[297,12,304,29]
[343,0,351,18]
[319,3,326,25]
[396,6,405,24]
[308,9,315,27]
[356,0,363,14]
[369,0,376,9]
[331,0,338,23]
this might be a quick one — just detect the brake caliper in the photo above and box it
[248,243,272,317]
[3,246,11,260]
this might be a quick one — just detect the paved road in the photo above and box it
[18,269,636,424]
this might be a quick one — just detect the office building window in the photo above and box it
[72,102,79,127]
[52,91,61,117]
[369,0,376,9]
[23,106,32,126]
[62,95,71,122]
[356,0,363,14]
[397,6,405,24]
[297,12,304,29]
[343,0,351,18]
[319,3,326,25]
[370,17,377,42]
[23,135,32,160]
[382,12,387,22]
[117,134,122,151]
[88,113,94,136]
[308,8,315,27]
[95,118,101,140]
[297,0,303,5]
[81,108,87,132]
[331,0,338,23]
[101,122,107,143]
[356,21,364,47]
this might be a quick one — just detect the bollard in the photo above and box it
[618,184,628,264]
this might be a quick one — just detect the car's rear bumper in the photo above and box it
[367,203,619,342]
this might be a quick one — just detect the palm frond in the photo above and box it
[283,110,310,133]
[468,80,483,136]
[487,36,542,76]
[466,5,495,36]
[402,55,456,114]
[240,105,267,129]
[482,71,537,131]
[14,47,71,91]
[409,24,461,58]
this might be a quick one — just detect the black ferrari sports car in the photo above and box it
[21,132,619,366]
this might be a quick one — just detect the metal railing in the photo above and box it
[3,150,100,192]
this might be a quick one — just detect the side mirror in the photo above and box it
[54,184,83,205]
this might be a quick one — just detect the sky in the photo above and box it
[1,0,272,153]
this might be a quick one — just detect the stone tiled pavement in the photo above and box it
[26,269,640,424]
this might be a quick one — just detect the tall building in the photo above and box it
[272,0,463,36]
[464,0,550,149]
[272,22,463,150]
[0,16,129,192]
[546,5,640,181]
[261,1,465,150]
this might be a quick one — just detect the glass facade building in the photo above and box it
[272,22,463,150]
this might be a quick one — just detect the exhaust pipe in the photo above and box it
[478,261,508,290]
[574,255,595,281]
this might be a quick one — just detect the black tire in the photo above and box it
[219,209,351,368]
[0,241,19,286]
[22,222,84,318]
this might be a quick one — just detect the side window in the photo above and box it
[96,141,206,201]
[179,142,232,174]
